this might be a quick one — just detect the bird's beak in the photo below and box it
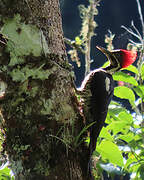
[96,46,115,66]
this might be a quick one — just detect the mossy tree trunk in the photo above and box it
[0,0,89,180]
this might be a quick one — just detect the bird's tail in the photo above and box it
[87,124,98,179]
[87,121,104,179]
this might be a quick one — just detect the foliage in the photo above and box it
[65,0,101,75]
[0,162,14,180]
[66,0,144,179]
[105,30,115,51]
[92,0,144,179]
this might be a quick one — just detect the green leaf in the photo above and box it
[118,111,133,124]
[0,166,11,180]
[109,107,126,115]
[137,164,144,180]
[75,36,82,45]
[97,140,124,167]
[74,122,95,147]
[123,65,138,74]
[106,111,133,135]
[113,71,138,86]
[114,86,135,105]
[119,133,134,143]
[129,162,140,173]
[133,85,144,98]
[106,120,129,135]
[108,101,127,117]
[141,63,144,80]
[134,134,141,141]
[124,155,137,169]
[99,127,113,141]
[105,112,112,124]
[110,101,121,106]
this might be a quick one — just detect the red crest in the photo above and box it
[120,49,137,68]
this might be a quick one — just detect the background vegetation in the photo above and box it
[65,0,144,179]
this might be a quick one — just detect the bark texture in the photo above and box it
[0,0,89,180]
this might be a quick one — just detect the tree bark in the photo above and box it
[0,0,89,179]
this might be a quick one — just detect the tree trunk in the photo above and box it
[0,0,89,179]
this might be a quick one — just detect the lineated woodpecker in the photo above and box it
[77,46,137,178]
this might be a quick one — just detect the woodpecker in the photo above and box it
[77,46,137,178]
